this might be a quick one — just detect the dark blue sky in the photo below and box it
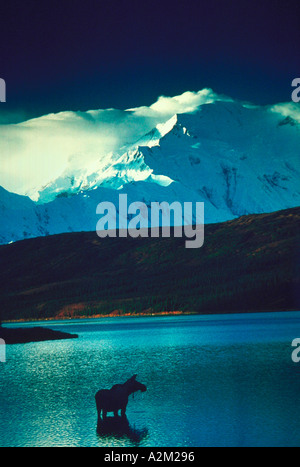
[0,0,299,121]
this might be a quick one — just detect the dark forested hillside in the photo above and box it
[0,207,299,321]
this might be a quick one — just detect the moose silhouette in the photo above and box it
[95,374,147,424]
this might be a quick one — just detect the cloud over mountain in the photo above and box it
[0,89,221,197]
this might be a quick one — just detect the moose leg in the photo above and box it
[121,406,127,418]
[114,410,119,417]
[97,409,102,426]
[103,410,108,420]
[95,393,102,426]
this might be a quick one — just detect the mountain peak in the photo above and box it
[156,114,178,138]
[0,90,300,244]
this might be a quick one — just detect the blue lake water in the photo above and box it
[1,312,300,447]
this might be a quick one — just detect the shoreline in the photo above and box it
[3,310,193,324]
[2,308,298,325]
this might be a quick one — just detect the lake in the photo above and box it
[1,312,300,447]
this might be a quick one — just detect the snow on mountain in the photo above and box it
[33,115,178,204]
[0,91,299,245]
[0,89,219,198]
[140,101,300,217]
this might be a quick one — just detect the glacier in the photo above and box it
[0,91,299,245]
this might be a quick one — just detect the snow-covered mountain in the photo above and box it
[0,92,299,245]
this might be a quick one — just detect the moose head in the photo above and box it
[125,374,147,395]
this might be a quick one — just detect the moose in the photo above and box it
[95,375,147,424]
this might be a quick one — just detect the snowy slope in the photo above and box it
[0,93,299,245]
[140,102,300,217]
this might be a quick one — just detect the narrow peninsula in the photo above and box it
[0,326,78,344]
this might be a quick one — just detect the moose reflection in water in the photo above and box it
[96,415,149,445]
[95,374,147,424]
